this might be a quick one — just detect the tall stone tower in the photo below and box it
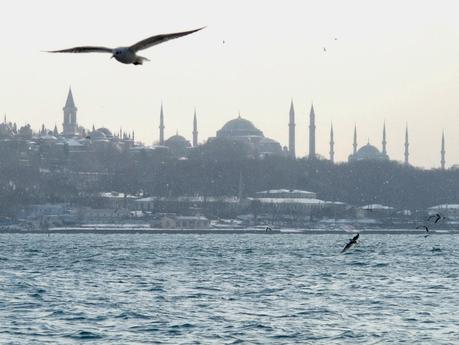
[288,100,296,159]
[441,131,446,170]
[192,109,198,147]
[308,104,316,159]
[382,122,387,156]
[329,123,335,163]
[62,88,78,136]
[353,124,358,155]
[404,125,409,165]
[159,103,165,145]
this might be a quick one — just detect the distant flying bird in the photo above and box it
[427,213,443,224]
[265,227,272,232]
[323,47,327,52]
[46,27,205,65]
[341,233,359,253]
[416,225,429,232]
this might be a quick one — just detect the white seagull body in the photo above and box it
[46,27,205,65]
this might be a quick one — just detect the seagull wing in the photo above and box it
[129,27,205,52]
[46,46,113,54]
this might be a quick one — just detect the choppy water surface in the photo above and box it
[0,233,458,344]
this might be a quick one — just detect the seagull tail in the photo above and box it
[133,56,150,65]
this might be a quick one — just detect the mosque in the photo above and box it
[157,103,285,158]
[158,99,448,168]
[0,88,450,169]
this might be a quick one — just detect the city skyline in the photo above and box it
[2,87,454,170]
[0,0,458,167]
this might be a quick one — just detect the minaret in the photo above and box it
[382,122,387,156]
[159,103,165,145]
[329,123,335,163]
[441,131,446,170]
[63,88,78,136]
[353,124,358,154]
[404,124,409,165]
[308,104,316,159]
[288,100,296,159]
[192,109,198,147]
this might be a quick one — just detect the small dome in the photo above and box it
[40,134,57,141]
[96,127,113,138]
[91,130,107,140]
[217,116,264,138]
[164,134,191,152]
[258,137,282,155]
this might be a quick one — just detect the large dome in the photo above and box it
[217,116,263,138]
[349,143,389,161]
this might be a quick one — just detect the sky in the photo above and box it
[0,0,458,168]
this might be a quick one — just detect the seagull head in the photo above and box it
[111,49,121,59]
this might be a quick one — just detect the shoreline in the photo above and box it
[0,228,457,235]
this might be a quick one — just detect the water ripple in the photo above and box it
[0,233,458,344]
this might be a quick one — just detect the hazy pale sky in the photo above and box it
[0,0,458,168]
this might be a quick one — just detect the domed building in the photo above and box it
[348,125,390,162]
[96,127,113,139]
[214,115,283,157]
[164,133,191,155]
[216,116,264,138]
[348,143,389,162]
[90,129,108,141]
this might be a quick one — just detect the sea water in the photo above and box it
[0,233,458,344]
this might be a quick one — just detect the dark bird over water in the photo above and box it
[416,225,429,232]
[428,213,443,224]
[265,227,272,232]
[46,27,205,65]
[341,233,359,253]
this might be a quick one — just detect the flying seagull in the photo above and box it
[416,225,429,232]
[427,213,443,224]
[46,27,205,65]
[341,233,359,253]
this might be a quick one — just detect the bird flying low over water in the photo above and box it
[46,27,205,65]
[341,233,359,253]
[427,213,443,224]
[416,225,429,232]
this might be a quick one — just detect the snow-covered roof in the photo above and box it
[429,204,459,210]
[99,192,139,199]
[175,216,209,221]
[136,196,239,203]
[360,204,394,210]
[257,189,315,195]
[249,197,327,205]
